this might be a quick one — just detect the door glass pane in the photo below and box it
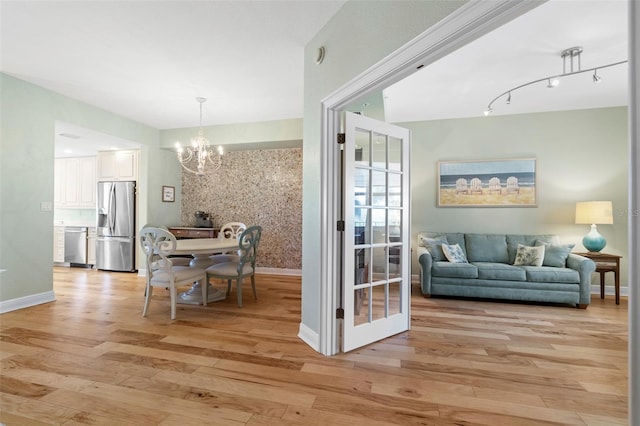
[371,283,387,321]
[354,248,368,284]
[388,173,401,207]
[389,281,401,316]
[388,245,401,280]
[355,129,371,166]
[371,246,387,280]
[372,133,386,166]
[389,209,401,238]
[371,209,386,244]
[371,170,386,207]
[354,287,369,326]
[388,136,401,171]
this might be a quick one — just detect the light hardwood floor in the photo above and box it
[1,267,628,425]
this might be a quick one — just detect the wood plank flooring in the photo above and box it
[0,267,628,425]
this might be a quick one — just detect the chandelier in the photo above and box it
[175,97,223,175]
[484,46,627,116]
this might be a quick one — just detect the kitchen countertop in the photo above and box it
[54,220,96,228]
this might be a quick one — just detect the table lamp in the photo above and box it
[575,201,613,252]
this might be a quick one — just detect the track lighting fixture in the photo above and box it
[484,46,627,115]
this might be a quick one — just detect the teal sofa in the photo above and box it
[417,232,596,308]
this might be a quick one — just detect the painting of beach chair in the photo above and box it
[469,177,483,194]
[506,176,520,194]
[455,178,469,194]
[488,177,502,194]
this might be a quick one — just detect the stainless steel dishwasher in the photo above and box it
[64,227,88,265]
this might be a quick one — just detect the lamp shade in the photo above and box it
[575,201,613,225]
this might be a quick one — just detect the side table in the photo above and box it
[576,252,622,304]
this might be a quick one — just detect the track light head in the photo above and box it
[547,78,560,88]
[506,92,511,105]
[593,70,602,83]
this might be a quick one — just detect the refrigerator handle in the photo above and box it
[109,184,116,233]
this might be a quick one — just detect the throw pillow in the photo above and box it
[513,244,545,267]
[420,235,448,262]
[535,240,575,267]
[442,243,468,263]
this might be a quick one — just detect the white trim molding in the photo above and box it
[0,291,56,314]
[297,322,320,353]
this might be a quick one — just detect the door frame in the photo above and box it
[317,0,545,356]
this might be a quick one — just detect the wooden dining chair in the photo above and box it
[205,225,262,307]
[139,227,207,319]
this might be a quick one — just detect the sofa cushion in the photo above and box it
[465,234,508,263]
[507,234,560,264]
[521,266,580,283]
[513,244,545,266]
[535,240,575,267]
[474,262,527,281]
[432,261,478,279]
[420,235,448,261]
[442,243,468,263]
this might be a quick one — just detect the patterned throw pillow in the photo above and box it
[513,244,545,266]
[442,243,468,263]
[420,235,448,262]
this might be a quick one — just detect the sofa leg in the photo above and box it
[423,294,431,298]
[577,304,588,309]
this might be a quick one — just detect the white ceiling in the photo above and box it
[0,0,629,157]
[384,0,628,123]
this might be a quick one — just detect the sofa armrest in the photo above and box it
[567,253,596,305]
[417,247,433,296]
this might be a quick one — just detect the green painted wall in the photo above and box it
[0,73,178,305]
[403,107,629,288]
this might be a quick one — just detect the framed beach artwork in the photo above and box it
[437,158,537,207]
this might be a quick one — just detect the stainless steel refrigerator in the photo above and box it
[96,181,136,272]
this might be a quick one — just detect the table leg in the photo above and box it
[177,253,226,305]
[615,269,620,305]
[178,281,226,305]
[600,272,605,299]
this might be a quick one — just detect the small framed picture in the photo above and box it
[162,185,175,202]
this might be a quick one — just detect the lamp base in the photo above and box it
[583,224,606,252]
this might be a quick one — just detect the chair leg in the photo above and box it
[251,274,257,300]
[226,279,232,298]
[169,285,177,320]
[236,277,243,307]
[143,285,153,317]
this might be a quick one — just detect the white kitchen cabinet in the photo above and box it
[78,157,97,206]
[97,150,138,181]
[54,156,96,209]
[87,227,97,266]
[53,226,65,263]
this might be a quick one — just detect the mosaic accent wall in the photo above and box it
[180,148,302,269]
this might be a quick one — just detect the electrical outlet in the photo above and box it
[40,201,53,212]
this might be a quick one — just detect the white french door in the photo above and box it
[342,112,411,352]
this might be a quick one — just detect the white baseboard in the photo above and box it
[256,267,301,276]
[0,291,56,314]
[298,322,320,352]
[591,285,629,297]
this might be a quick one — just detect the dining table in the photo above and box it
[173,237,239,305]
